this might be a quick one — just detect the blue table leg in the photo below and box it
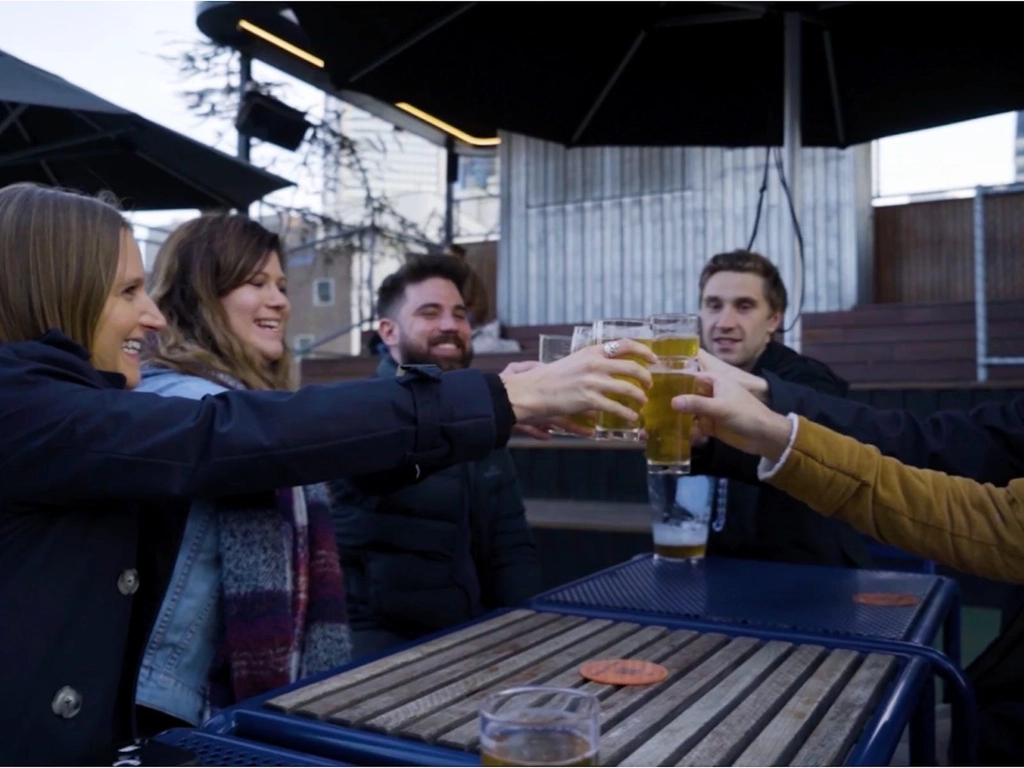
[909,677,937,766]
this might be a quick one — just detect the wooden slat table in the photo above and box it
[261,609,914,766]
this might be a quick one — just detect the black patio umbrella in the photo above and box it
[282,1,1024,149]
[0,49,293,210]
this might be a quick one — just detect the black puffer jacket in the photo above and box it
[329,356,541,640]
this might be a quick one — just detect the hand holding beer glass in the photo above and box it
[568,325,598,431]
[480,686,600,766]
[591,319,653,441]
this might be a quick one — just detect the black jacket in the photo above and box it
[0,331,512,765]
[694,341,872,568]
[330,356,541,642]
[762,372,1024,763]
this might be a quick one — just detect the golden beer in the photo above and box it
[596,349,651,435]
[653,521,709,561]
[651,335,699,357]
[569,411,598,430]
[648,314,699,356]
[592,319,651,440]
[481,730,598,767]
[642,360,697,474]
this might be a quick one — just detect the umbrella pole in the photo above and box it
[444,136,456,246]
[237,53,253,164]
[783,11,803,353]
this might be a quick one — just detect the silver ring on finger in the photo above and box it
[602,341,620,358]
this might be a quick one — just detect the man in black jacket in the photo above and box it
[693,249,871,567]
[329,255,541,659]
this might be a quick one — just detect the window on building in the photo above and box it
[458,155,497,192]
[313,278,335,307]
[293,334,316,355]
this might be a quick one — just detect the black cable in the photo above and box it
[771,147,806,334]
[746,147,772,250]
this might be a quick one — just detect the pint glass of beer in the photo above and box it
[538,335,574,436]
[480,686,599,767]
[643,355,698,475]
[538,334,572,364]
[647,472,711,562]
[591,318,652,440]
[568,326,597,431]
[647,313,700,357]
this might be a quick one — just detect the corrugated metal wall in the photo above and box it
[498,132,872,326]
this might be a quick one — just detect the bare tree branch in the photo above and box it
[158,37,448,344]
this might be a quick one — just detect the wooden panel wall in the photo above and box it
[874,192,1024,303]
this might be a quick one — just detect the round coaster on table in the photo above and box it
[852,592,920,607]
[579,658,669,686]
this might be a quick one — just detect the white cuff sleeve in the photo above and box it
[757,412,800,481]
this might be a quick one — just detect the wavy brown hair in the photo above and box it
[0,182,129,352]
[144,213,293,391]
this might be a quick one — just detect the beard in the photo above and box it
[398,332,474,372]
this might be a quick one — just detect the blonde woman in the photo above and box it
[0,183,655,765]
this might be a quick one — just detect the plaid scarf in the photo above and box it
[201,370,351,713]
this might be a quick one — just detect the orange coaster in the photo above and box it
[853,592,919,607]
[579,658,668,686]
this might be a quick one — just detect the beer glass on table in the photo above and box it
[538,335,574,436]
[647,470,711,562]
[591,318,652,441]
[480,686,600,766]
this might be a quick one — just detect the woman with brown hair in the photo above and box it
[133,214,349,733]
[0,182,655,765]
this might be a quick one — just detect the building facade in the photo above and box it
[496,133,874,334]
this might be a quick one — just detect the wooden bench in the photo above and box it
[267,609,900,766]
[524,498,649,534]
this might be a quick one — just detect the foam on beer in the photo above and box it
[652,522,707,546]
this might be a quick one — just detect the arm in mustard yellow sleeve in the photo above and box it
[766,415,1024,584]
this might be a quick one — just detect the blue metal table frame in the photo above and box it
[527,554,971,763]
[527,554,962,665]
[151,728,350,766]
[198,608,946,767]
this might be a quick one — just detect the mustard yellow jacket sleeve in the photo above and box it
[767,416,1024,584]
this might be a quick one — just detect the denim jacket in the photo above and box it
[134,367,227,726]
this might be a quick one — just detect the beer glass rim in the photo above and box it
[481,686,599,721]
[539,333,573,342]
[648,312,699,322]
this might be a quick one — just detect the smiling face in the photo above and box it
[379,276,473,371]
[699,270,780,371]
[219,251,290,365]
[91,230,167,388]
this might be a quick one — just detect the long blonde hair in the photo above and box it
[0,182,127,351]
[144,213,294,391]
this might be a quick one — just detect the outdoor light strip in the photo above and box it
[395,102,501,147]
[235,19,498,147]
[237,19,325,68]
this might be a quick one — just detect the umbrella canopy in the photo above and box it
[284,1,1024,148]
[0,49,293,210]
